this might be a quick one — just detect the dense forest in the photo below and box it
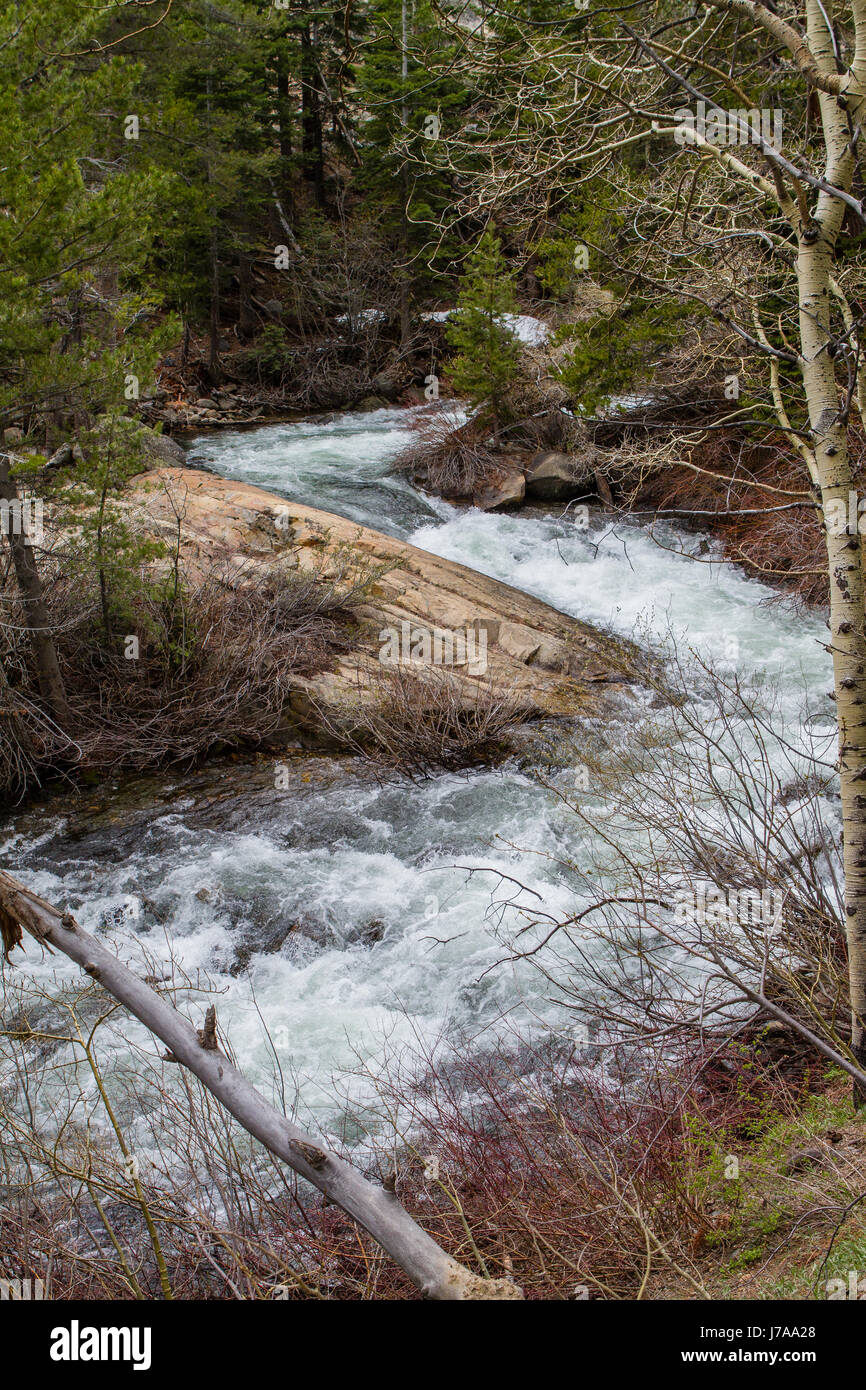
[1,0,866,1330]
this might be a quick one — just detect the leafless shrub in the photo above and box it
[0,960,384,1299]
[0,558,373,796]
[0,674,69,805]
[65,564,362,771]
[391,407,501,499]
[502,406,576,454]
[495,633,859,1082]
[318,665,526,777]
[0,570,82,802]
[334,1018,842,1300]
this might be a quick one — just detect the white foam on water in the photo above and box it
[184,403,452,538]
[409,508,829,736]
[2,407,835,1151]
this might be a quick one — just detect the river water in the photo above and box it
[0,405,836,1147]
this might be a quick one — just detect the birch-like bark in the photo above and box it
[0,454,70,726]
[798,1,866,1092]
[0,870,521,1300]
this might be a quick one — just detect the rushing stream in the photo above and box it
[0,405,836,1150]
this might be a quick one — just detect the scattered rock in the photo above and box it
[139,429,187,467]
[44,442,74,470]
[524,451,594,501]
[474,469,526,511]
[355,919,386,946]
[369,372,400,402]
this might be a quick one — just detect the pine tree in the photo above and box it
[0,0,175,725]
[447,230,522,441]
[130,0,278,381]
[0,1,173,435]
[354,0,466,338]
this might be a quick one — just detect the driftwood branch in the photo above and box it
[0,870,521,1301]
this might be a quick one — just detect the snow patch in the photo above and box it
[420,309,550,346]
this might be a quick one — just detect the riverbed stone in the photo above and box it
[140,429,187,467]
[524,451,592,500]
[473,469,526,511]
[127,467,639,725]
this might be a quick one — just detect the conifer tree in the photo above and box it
[447,230,522,441]
[0,0,174,723]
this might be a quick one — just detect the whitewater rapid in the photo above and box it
[0,405,834,1144]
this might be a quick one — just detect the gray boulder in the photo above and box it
[524,451,592,501]
[524,450,614,504]
[473,469,526,511]
[139,427,187,467]
[369,372,400,402]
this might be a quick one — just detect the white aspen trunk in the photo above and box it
[0,871,522,1300]
[799,1,866,1092]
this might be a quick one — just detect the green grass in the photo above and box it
[683,1069,866,1298]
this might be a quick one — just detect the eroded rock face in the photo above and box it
[473,468,526,511]
[128,467,635,723]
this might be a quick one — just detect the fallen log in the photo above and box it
[0,869,521,1301]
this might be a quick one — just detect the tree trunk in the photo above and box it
[0,455,70,727]
[237,251,258,342]
[800,2,866,1100]
[0,870,522,1302]
[205,70,221,385]
[207,223,221,385]
[301,26,325,207]
[275,54,294,218]
[399,0,411,350]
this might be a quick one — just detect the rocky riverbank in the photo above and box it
[128,466,641,728]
